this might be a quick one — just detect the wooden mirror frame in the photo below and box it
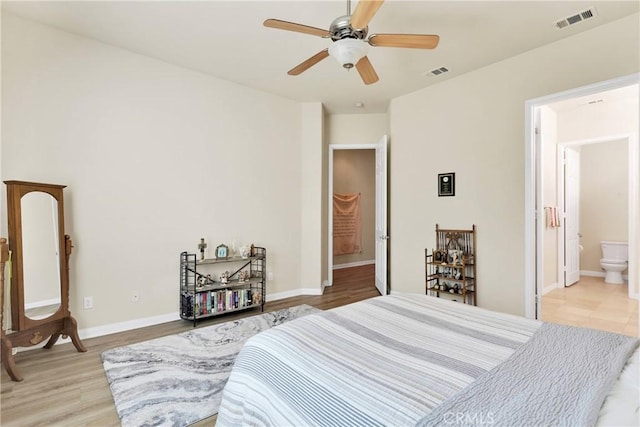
[1,181,86,381]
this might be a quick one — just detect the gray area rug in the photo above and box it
[101,305,320,427]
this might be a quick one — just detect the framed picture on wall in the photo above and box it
[438,173,455,197]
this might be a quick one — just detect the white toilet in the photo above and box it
[600,241,628,284]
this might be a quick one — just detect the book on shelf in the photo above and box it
[182,288,260,318]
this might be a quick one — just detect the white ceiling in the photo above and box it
[3,1,639,114]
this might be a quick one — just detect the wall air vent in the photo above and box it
[426,66,449,77]
[555,7,598,29]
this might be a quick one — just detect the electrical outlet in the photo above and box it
[132,290,139,302]
[267,271,274,281]
[83,296,93,310]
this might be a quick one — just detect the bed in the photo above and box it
[216,294,639,426]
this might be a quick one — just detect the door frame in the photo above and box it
[524,73,640,319]
[327,142,384,289]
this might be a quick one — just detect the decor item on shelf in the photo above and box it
[215,244,229,259]
[252,292,263,305]
[220,271,230,284]
[451,250,460,265]
[434,249,447,263]
[250,244,255,257]
[238,270,250,283]
[239,245,251,259]
[197,274,215,288]
[197,277,207,288]
[198,238,207,261]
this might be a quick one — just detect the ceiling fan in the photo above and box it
[264,0,439,85]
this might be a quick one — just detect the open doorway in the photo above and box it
[556,137,631,289]
[327,136,388,296]
[525,74,639,336]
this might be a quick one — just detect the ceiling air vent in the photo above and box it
[427,66,449,77]
[555,7,598,30]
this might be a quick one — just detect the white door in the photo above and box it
[375,135,388,295]
[565,147,580,286]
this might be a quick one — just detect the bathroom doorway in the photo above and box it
[556,137,630,289]
[524,74,639,335]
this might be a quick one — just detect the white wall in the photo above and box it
[1,13,311,329]
[389,14,639,316]
[557,96,639,142]
[327,114,388,146]
[300,102,325,294]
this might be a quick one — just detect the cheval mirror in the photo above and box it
[1,181,86,381]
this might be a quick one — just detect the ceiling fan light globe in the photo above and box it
[328,38,368,69]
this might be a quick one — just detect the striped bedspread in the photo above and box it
[216,294,542,426]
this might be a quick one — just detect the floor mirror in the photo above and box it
[1,180,86,381]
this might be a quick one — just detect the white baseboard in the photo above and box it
[580,270,629,282]
[17,287,327,354]
[389,290,421,297]
[17,311,181,353]
[333,260,375,270]
[265,288,323,302]
[580,270,605,278]
[79,312,181,340]
[25,298,61,310]
[541,283,561,296]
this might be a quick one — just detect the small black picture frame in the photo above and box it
[215,244,229,259]
[438,173,455,197]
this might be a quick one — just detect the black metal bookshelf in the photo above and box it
[179,247,266,326]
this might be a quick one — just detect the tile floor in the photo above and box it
[542,275,639,337]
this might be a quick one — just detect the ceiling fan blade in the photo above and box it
[369,34,440,49]
[288,49,330,76]
[355,56,379,85]
[350,0,384,30]
[264,19,330,38]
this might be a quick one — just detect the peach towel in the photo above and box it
[545,207,560,228]
[333,193,362,255]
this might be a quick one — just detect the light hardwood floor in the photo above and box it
[0,265,379,427]
[5,270,636,426]
[541,275,639,337]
